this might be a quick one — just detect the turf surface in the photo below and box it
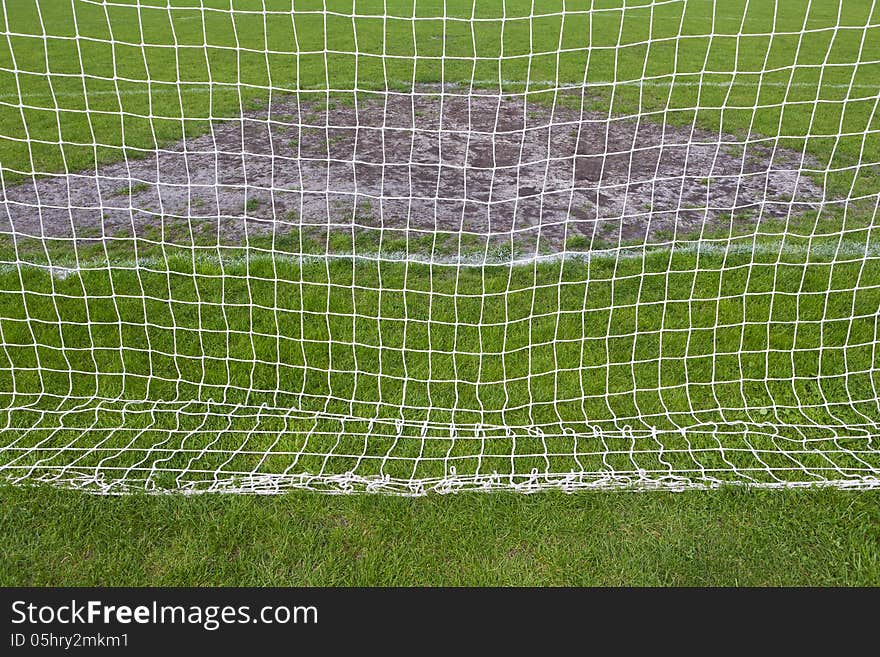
[1,485,878,585]
[1,0,878,197]
[2,233,879,491]
[0,0,879,582]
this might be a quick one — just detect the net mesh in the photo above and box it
[0,0,879,493]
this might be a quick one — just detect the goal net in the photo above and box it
[1,0,879,493]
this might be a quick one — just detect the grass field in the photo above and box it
[2,238,880,491]
[0,1,879,581]
[1,485,878,585]
[2,1,879,197]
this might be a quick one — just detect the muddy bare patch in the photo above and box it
[0,89,825,258]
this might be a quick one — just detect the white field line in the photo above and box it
[0,79,877,102]
[4,239,879,279]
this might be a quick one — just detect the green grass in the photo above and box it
[4,234,879,426]
[0,0,878,584]
[1,1,878,196]
[1,228,879,490]
[113,182,150,196]
[0,3,877,491]
[1,485,878,585]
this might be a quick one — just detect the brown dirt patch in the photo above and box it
[0,89,824,258]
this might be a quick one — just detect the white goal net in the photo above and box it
[1,0,879,493]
